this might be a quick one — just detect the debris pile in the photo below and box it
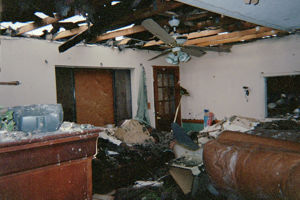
[248,119,300,142]
[197,115,260,143]
[114,119,154,144]
[0,121,97,143]
[92,119,176,196]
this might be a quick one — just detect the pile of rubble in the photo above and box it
[92,117,300,200]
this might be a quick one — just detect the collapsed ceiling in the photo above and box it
[0,0,290,54]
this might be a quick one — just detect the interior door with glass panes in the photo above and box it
[153,66,180,131]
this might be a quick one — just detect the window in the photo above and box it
[266,75,300,118]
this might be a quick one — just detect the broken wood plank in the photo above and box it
[184,26,273,45]
[59,1,183,52]
[53,25,89,40]
[118,38,131,45]
[94,25,145,42]
[58,25,93,53]
[17,17,59,35]
[195,30,282,46]
[144,29,224,47]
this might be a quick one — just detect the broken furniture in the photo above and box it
[203,131,300,199]
[0,128,100,200]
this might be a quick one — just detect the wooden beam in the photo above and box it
[60,1,183,52]
[195,30,282,46]
[144,29,224,47]
[16,17,59,35]
[94,25,145,42]
[118,38,131,45]
[58,25,93,53]
[53,25,89,40]
[185,26,273,45]
[185,12,217,21]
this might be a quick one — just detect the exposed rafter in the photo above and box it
[195,30,283,46]
[53,25,89,40]
[143,29,224,47]
[94,25,145,42]
[16,17,60,35]
[59,1,183,52]
[185,27,273,45]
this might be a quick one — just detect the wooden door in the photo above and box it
[153,66,180,131]
[56,68,132,126]
[74,69,114,126]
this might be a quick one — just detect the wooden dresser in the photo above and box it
[0,129,100,200]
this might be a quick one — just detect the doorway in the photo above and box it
[153,66,180,131]
[55,67,132,126]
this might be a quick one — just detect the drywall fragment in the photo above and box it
[114,119,154,144]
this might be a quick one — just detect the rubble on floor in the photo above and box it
[248,119,300,142]
[198,115,260,141]
[93,120,175,195]
[92,117,300,200]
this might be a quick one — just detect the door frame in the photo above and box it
[153,66,181,130]
[55,66,132,125]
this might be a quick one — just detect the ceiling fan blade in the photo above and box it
[181,46,206,57]
[142,18,176,46]
[148,49,172,61]
[185,45,231,52]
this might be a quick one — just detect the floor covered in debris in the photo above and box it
[91,117,300,200]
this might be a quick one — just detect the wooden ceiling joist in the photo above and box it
[118,38,132,45]
[53,25,89,40]
[59,1,183,52]
[94,25,145,42]
[143,28,224,47]
[185,26,273,45]
[16,17,59,35]
[195,30,282,46]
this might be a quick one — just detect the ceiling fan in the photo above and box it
[141,17,231,64]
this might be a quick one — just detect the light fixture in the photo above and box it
[178,51,190,62]
[165,49,190,64]
[166,52,179,65]
[168,16,180,27]
[168,16,180,32]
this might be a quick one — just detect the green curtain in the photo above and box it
[135,66,151,126]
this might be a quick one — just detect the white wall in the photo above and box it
[0,36,168,127]
[1,34,300,127]
[180,34,300,120]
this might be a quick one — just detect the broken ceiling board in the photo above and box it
[175,0,300,31]
[94,25,145,42]
[195,30,282,46]
[185,26,273,45]
[143,29,224,47]
[169,167,194,194]
[58,1,183,52]
[53,25,89,40]
[58,25,93,53]
[16,17,59,35]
